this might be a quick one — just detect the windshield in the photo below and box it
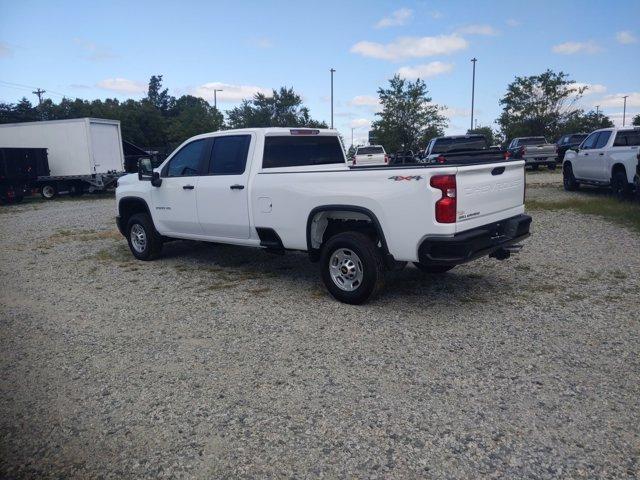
[357,146,384,155]
[518,137,547,146]
[431,136,487,154]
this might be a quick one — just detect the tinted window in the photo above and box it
[432,136,487,154]
[518,137,547,146]
[263,136,344,168]
[581,132,599,150]
[166,140,205,177]
[557,136,569,145]
[357,146,384,155]
[569,134,588,144]
[613,131,640,147]
[594,131,611,149]
[208,135,251,175]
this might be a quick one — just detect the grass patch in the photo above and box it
[526,197,640,234]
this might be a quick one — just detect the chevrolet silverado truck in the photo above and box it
[563,127,640,199]
[507,137,558,170]
[116,128,531,304]
[353,145,388,166]
[420,134,507,165]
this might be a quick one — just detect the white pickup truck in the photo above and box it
[116,128,531,304]
[353,145,388,166]
[562,127,640,199]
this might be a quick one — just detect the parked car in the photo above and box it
[390,150,415,165]
[507,137,558,170]
[352,145,388,166]
[556,133,588,161]
[116,128,531,304]
[562,126,640,199]
[420,134,507,165]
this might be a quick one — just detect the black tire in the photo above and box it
[611,169,632,200]
[320,231,386,304]
[413,262,455,274]
[530,164,539,171]
[40,184,57,200]
[126,213,163,260]
[548,163,557,171]
[563,163,580,191]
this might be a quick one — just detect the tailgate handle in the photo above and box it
[491,167,505,176]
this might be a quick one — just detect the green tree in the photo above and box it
[563,110,614,134]
[466,126,496,146]
[166,95,224,145]
[147,75,173,113]
[632,114,640,126]
[227,87,327,129]
[497,70,587,142]
[370,75,447,153]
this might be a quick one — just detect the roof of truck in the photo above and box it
[0,117,121,128]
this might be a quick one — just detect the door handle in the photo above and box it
[182,185,195,190]
[599,153,604,156]
[230,184,245,190]
[584,153,589,156]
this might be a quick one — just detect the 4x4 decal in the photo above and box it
[388,175,423,181]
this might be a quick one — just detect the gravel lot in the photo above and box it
[1,174,639,478]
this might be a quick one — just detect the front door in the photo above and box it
[151,139,207,235]
[196,134,253,239]
[585,130,611,181]
[573,131,599,179]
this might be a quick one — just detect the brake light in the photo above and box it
[290,129,319,135]
[504,151,511,160]
[384,154,389,163]
[436,155,446,164]
[430,175,456,223]
[519,146,525,157]
[352,156,356,165]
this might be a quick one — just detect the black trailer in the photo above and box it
[0,148,49,204]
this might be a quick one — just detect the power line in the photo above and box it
[0,80,68,99]
[32,88,46,105]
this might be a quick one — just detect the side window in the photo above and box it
[263,136,345,168]
[594,131,611,149]
[581,132,599,150]
[166,140,205,177]
[614,132,627,146]
[208,135,251,175]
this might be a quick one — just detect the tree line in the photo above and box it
[1,71,637,155]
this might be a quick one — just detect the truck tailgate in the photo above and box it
[455,161,525,232]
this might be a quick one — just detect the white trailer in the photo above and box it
[0,118,125,198]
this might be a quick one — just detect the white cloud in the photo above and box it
[596,92,640,108]
[349,95,380,109]
[191,82,271,102]
[442,107,471,119]
[569,82,607,95]
[616,31,637,44]
[552,41,602,55]
[397,61,453,79]
[600,111,640,128]
[351,34,468,61]
[375,8,413,28]
[349,118,371,129]
[96,78,146,94]
[74,38,116,61]
[456,24,498,36]
[247,36,273,49]
[506,18,520,27]
[0,42,11,58]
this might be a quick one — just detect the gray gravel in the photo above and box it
[1,182,639,479]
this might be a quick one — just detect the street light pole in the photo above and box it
[622,96,628,126]
[470,58,477,131]
[213,89,223,110]
[595,105,600,116]
[330,68,336,129]
[351,127,354,148]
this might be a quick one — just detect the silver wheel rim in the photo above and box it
[329,248,364,292]
[130,224,147,253]
[42,185,54,198]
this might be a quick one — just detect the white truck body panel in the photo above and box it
[0,118,124,176]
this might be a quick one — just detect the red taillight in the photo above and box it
[352,157,356,165]
[504,151,511,160]
[436,155,446,164]
[289,129,319,135]
[430,174,457,223]
[519,146,525,156]
[384,154,389,163]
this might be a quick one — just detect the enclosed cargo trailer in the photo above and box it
[0,118,125,199]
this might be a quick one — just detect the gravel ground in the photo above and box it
[1,180,639,479]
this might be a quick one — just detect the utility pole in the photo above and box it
[330,68,336,129]
[595,105,600,116]
[470,58,477,131]
[32,88,46,105]
[213,89,223,110]
[622,96,628,126]
[351,127,354,148]
[474,118,478,129]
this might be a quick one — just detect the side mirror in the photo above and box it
[151,171,162,187]
[137,158,153,181]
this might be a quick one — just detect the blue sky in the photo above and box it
[1,0,639,144]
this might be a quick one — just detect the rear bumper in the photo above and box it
[418,214,532,265]
[524,156,557,164]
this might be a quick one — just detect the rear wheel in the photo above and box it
[547,163,557,171]
[126,213,163,260]
[320,231,386,304]
[413,263,455,274]
[530,164,539,171]
[563,163,580,191]
[40,184,57,200]
[611,169,632,200]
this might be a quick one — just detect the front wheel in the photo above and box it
[320,231,386,304]
[563,164,580,191]
[40,184,57,200]
[126,213,163,260]
[413,263,455,274]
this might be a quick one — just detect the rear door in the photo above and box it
[196,134,253,239]
[455,161,525,232]
[89,121,124,173]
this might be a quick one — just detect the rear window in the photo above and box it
[357,146,384,155]
[518,137,547,146]
[613,130,640,147]
[263,136,344,168]
[432,136,487,154]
